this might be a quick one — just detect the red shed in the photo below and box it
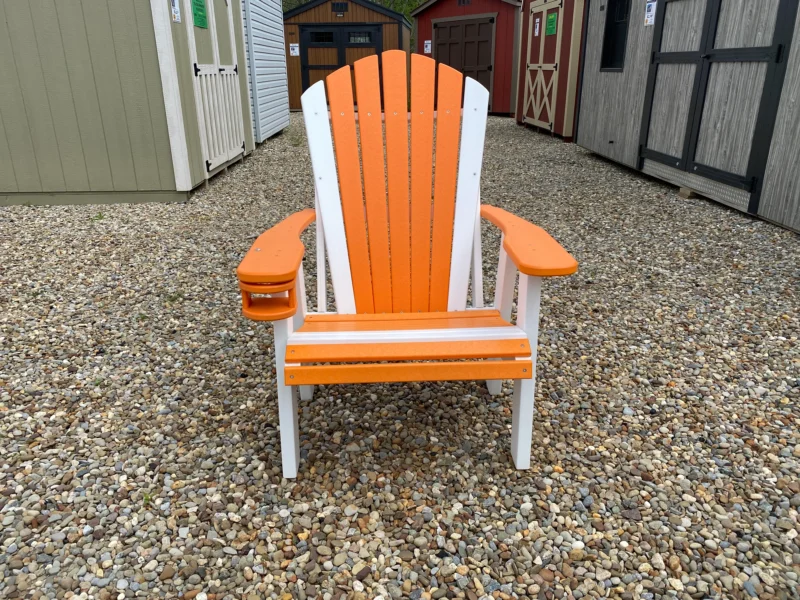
[515,0,586,139]
[411,0,523,115]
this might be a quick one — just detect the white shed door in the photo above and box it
[242,0,290,143]
[182,0,246,174]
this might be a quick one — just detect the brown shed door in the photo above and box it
[434,18,494,109]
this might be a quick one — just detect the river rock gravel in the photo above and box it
[1,115,799,599]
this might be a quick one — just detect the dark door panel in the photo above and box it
[434,17,494,109]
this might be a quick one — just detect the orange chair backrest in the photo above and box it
[324,51,465,314]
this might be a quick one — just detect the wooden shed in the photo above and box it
[283,0,411,110]
[576,0,800,232]
[515,0,586,138]
[0,0,258,206]
[412,0,522,114]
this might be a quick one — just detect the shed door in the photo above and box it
[640,0,797,212]
[522,0,564,131]
[182,0,246,175]
[300,25,382,93]
[434,17,495,110]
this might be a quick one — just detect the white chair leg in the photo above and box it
[512,274,542,470]
[511,378,534,469]
[486,380,503,396]
[274,318,300,479]
[299,385,314,400]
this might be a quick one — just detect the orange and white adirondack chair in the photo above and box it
[237,51,577,479]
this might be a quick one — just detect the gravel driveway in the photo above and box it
[1,114,799,600]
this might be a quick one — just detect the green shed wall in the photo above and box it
[0,0,176,199]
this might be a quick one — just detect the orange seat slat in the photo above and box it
[285,360,533,385]
[410,54,436,312]
[429,65,464,311]
[327,66,374,313]
[354,55,393,313]
[382,50,412,312]
[286,339,531,363]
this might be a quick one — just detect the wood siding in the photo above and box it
[714,0,779,48]
[0,0,174,194]
[761,5,800,231]
[415,0,519,113]
[576,0,654,167]
[646,64,696,158]
[285,24,303,109]
[694,62,766,175]
[661,0,705,52]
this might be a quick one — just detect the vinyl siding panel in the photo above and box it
[243,0,290,142]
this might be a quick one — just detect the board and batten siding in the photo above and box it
[243,0,291,143]
[761,5,800,232]
[0,0,176,199]
[576,0,654,167]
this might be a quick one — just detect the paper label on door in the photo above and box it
[535,18,540,36]
[644,1,657,26]
[545,12,557,36]
[170,0,181,23]
[290,43,300,57]
[424,40,432,54]
[192,0,208,29]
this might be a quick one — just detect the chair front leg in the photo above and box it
[511,274,541,469]
[293,265,315,402]
[274,318,300,479]
[487,241,517,396]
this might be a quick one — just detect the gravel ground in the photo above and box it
[1,114,799,600]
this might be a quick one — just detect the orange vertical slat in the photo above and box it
[353,55,393,313]
[429,64,464,312]
[326,66,375,313]
[409,54,436,312]
[382,50,411,313]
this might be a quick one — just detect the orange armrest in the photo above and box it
[237,208,316,284]
[480,205,578,276]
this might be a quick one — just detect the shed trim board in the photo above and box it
[150,0,192,191]
[431,13,498,111]
[637,0,798,215]
[285,0,412,26]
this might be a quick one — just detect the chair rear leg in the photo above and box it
[299,385,314,400]
[274,319,300,478]
[486,379,503,395]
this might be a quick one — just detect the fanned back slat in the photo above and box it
[409,54,436,312]
[327,66,374,313]
[382,50,412,313]
[354,56,393,313]
[428,64,464,312]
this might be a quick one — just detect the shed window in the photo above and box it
[457,0,471,5]
[331,2,348,13]
[310,31,335,44]
[600,0,631,70]
[349,32,372,44]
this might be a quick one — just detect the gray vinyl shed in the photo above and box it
[0,0,256,206]
[576,0,800,232]
[243,0,291,143]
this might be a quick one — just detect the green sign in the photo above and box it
[192,0,208,29]
[545,12,558,36]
